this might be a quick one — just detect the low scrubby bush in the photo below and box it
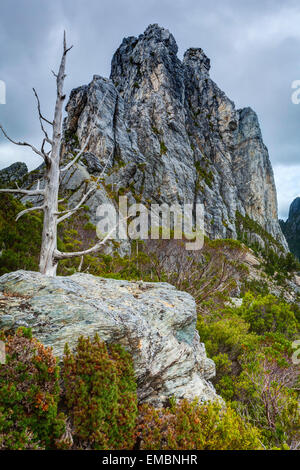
[0,328,66,449]
[63,334,138,449]
[137,399,262,450]
[233,293,299,338]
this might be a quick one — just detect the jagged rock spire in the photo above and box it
[24,24,287,251]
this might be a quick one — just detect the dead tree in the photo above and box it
[0,33,113,276]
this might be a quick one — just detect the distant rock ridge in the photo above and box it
[0,162,27,185]
[280,197,300,259]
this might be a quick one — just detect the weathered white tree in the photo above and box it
[0,33,114,276]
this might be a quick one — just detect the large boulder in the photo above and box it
[0,270,218,406]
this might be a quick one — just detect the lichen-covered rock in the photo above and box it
[0,270,218,406]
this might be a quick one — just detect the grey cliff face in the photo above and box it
[280,197,300,259]
[233,107,281,237]
[0,270,218,406]
[60,24,287,250]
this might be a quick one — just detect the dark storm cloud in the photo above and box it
[0,0,300,218]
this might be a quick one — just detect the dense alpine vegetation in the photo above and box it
[0,328,263,450]
[0,194,299,449]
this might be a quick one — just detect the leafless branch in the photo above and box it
[60,89,108,173]
[63,30,73,55]
[16,204,45,221]
[56,184,95,223]
[33,87,53,127]
[78,256,84,272]
[57,148,113,224]
[0,188,45,196]
[54,215,128,260]
[0,124,50,164]
[60,134,91,172]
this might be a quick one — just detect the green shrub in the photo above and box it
[197,314,258,398]
[197,291,300,448]
[0,328,66,450]
[137,399,262,450]
[235,211,300,276]
[195,161,214,188]
[197,314,256,361]
[63,334,138,449]
[235,333,300,448]
[235,211,282,251]
[232,293,299,338]
[160,141,168,155]
[0,194,42,275]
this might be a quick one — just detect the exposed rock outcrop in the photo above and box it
[0,162,28,185]
[59,24,287,250]
[0,270,218,406]
[280,197,300,260]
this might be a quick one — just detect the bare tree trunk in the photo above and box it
[0,33,115,277]
[39,162,59,275]
[39,32,70,276]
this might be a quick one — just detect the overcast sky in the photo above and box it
[0,0,300,219]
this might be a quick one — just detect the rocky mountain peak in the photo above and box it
[289,197,300,219]
[110,23,183,105]
[64,24,288,252]
[14,24,288,253]
[183,48,211,78]
[236,107,263,142]
[140,23,178,54]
